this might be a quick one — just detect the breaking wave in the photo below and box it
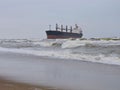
[0,38,120,65]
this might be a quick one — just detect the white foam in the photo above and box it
[62,39,85,48]
[62,39,120,48]
[32,39,66,47]
[0,47,120,65]
[1,39,120,48]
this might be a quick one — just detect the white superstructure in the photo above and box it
[72,24,82,34]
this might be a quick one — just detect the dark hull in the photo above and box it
[46,31,83,39]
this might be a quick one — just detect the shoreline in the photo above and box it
[0,51,120,90]
[0,51,120,67]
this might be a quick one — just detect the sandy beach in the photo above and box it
[0,78,58,90]
[0,79,43,90]
[0,52,120,90]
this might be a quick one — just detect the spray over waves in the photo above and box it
[0,38,120,65]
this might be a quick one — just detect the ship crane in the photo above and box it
[56,24,73,33]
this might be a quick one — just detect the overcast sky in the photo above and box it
[0,0,120,39]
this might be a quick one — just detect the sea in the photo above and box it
[0,38,120,65]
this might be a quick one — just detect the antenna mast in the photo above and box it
[56,24,58,31]
[61,25,64,32]
[49,25,51,30]
[70,26,72,33]
[66,25,68,32]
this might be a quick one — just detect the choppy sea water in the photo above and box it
[0,38,120,65]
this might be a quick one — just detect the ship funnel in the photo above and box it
[75,24,78,29]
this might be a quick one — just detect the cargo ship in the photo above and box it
[46,24,83,39]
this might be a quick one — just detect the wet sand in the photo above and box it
[0,79,58,90]
[0,52,120,90]
[0,79,43,90]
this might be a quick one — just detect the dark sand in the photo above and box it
[0,79,58,90]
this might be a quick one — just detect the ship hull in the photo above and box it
[46,31,83,39]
